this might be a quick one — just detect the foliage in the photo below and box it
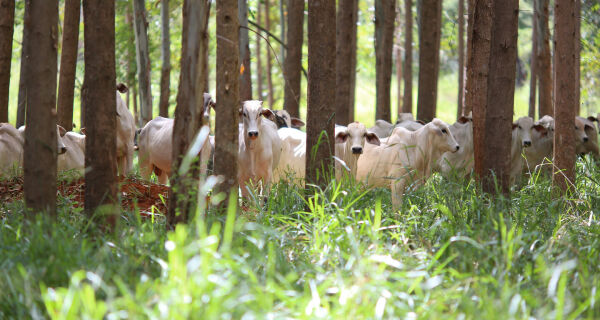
[2,158,600,318]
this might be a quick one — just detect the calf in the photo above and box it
[357,119,459,209]
[238,100,282,197]
[274,127,307,182]
[334,122,380,179]
[510,117,542,184]
[523,115,553,173]
[116,84,136,176]
[437,115,473,177]
[575,116,599,159]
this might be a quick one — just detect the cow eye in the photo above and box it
[518,125,522,129]
[243,112,248,118]
[441,129,447,134]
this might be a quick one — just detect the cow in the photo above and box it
[510,117,541,184]
[523,115,553,173]
[57,131,86,175]
[334,122,380,180]
[116,83,136,176]
[357,119,459,209]
[274,127,306,182]
[437,115,473,177]
[18,125,68,156]
[238,100,282,197]
[0,123,25,177]
[137,94,216,184]
[369,113,425,139]
[266,109,305,129]
[575,116,599,159]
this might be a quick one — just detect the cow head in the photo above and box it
[18,125,67,154]
[429,118,460,153]
[239,100,273,142]
[335,122,380,155]
[512,117,535,148]
[202,93,216,127]
[575,116,591,145]
[267,109,305,129]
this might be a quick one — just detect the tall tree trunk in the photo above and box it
[158,0,171,117]
[536,0,552,118]
[24,0,59,215]
[255,1,264,101]
[456,0,465,119]
[16,1,31,128]
[133,0,153,125]
[168,0,205,226]
[196,2,211,96]
[463,0,475,116]
[284,0,304,118]
[468,0,492,189]
[215,0,239,197]
[57,0,80,132]
[0,0,15,123]
[574,0,581,116]
[306,0,335,188]
[348,0,358,122]
[82,0,118,225]
[374,0,395,122]
[395,4,403,118]
[238,0,252,100]
[528,2,538,119]
[480,0,519,194]
[553,0,577,191]
[279,0,285,60]
[335,0,358,125]
[416,0,441,122]
[264,0,274,107]
[126,8,138,126]
[402,0,413,114]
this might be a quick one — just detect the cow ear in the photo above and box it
[533,124,548,136]
[585,124,595,133]
[58,125,67,137]
[416,120,426,125]
[80,128,87,135]
[588,116,598,122]
[457,116,469,124]
[366,132,380,146]
[335,131,349,143]
[261,108,274,119]
[512,123,518,130]
[291,117,305,128]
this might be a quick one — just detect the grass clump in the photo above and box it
[1,160,600,319]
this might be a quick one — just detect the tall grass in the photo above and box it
[1,157,600,318]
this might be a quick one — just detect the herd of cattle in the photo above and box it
[0,84,598,207]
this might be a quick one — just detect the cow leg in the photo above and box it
[391,180,407,211]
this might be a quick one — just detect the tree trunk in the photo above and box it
[348,0,358,122]
[468,0,492,190]
[574,0,581,116]
[374,0,395,122]
[528,2,537,119]
[279,0,286,60]
[463,0,475,116]
[456,0,465,119]
[238,0,252,100]
[133,0,153,125]
[395,5,403,118]
[416,0,441,122]
[284,0,304,118]
[16,1,31,128]
[215,0,239,197]
[0,0,15,123]
[82,0,118,225]
[158,0,171,117]
[264,0,274,107]
[402,0,413,114]
[56,0,80,132]
[481,0,519,194]
[552,0,577,191]
[255,1,264,101]
[126,8,138,126]
[536,0,552,118]
[335,0,357,125]
[196,2,211,96]
[23,0,59,215]
[306,0,335,188]
[168,0,205,226]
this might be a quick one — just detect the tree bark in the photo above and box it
[348,0,358,122]
[574,0,581,116]
[279,0,286,60]
[284,0,304,118]
[133,0,153,125]
[264,0,274,107]
[306,0,335,188]
[402,0,413,114]
[168,0,205,225]
[395,4,403,118]
[416,0,442,122]
[56,0,80,132]
[16,1,31,128]
[374,0,395,122]
[528,2,537,119]
[536,0,552,118]
[23,0,59,215]
[468,0,492,190]
[238,0,252,100]
[82,0,118,225]
[456,0,465,119]
[0,0,15,123]
[335,0,358,125]
[463,0,475,116]
[158,0,171,117]
[552,0,577,191]
[125,8,138,126]
[481,0,519,194]
[255,1,264,101]
[215,0,239,197]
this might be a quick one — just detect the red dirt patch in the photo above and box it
[0,177,169,215]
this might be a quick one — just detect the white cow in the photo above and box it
[0,123,24,177]
[510,117,546,184]
[357,119,459,209]
[437,115,474,177]
[369,113,425,139]
[523,115,553,173]
[268,109,305,129]
[334,122,380,180]
[238,100,282,197]
[275,127,306,182]
[58,131,86,175]
[116,83,136,176]
[575,116,599,159]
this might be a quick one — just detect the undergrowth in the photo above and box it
[1,159,600,319]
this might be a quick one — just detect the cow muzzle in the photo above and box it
[248,131,259,140]
[523,140,531,147]
[583,136,589,143]
[351,147,363,155]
